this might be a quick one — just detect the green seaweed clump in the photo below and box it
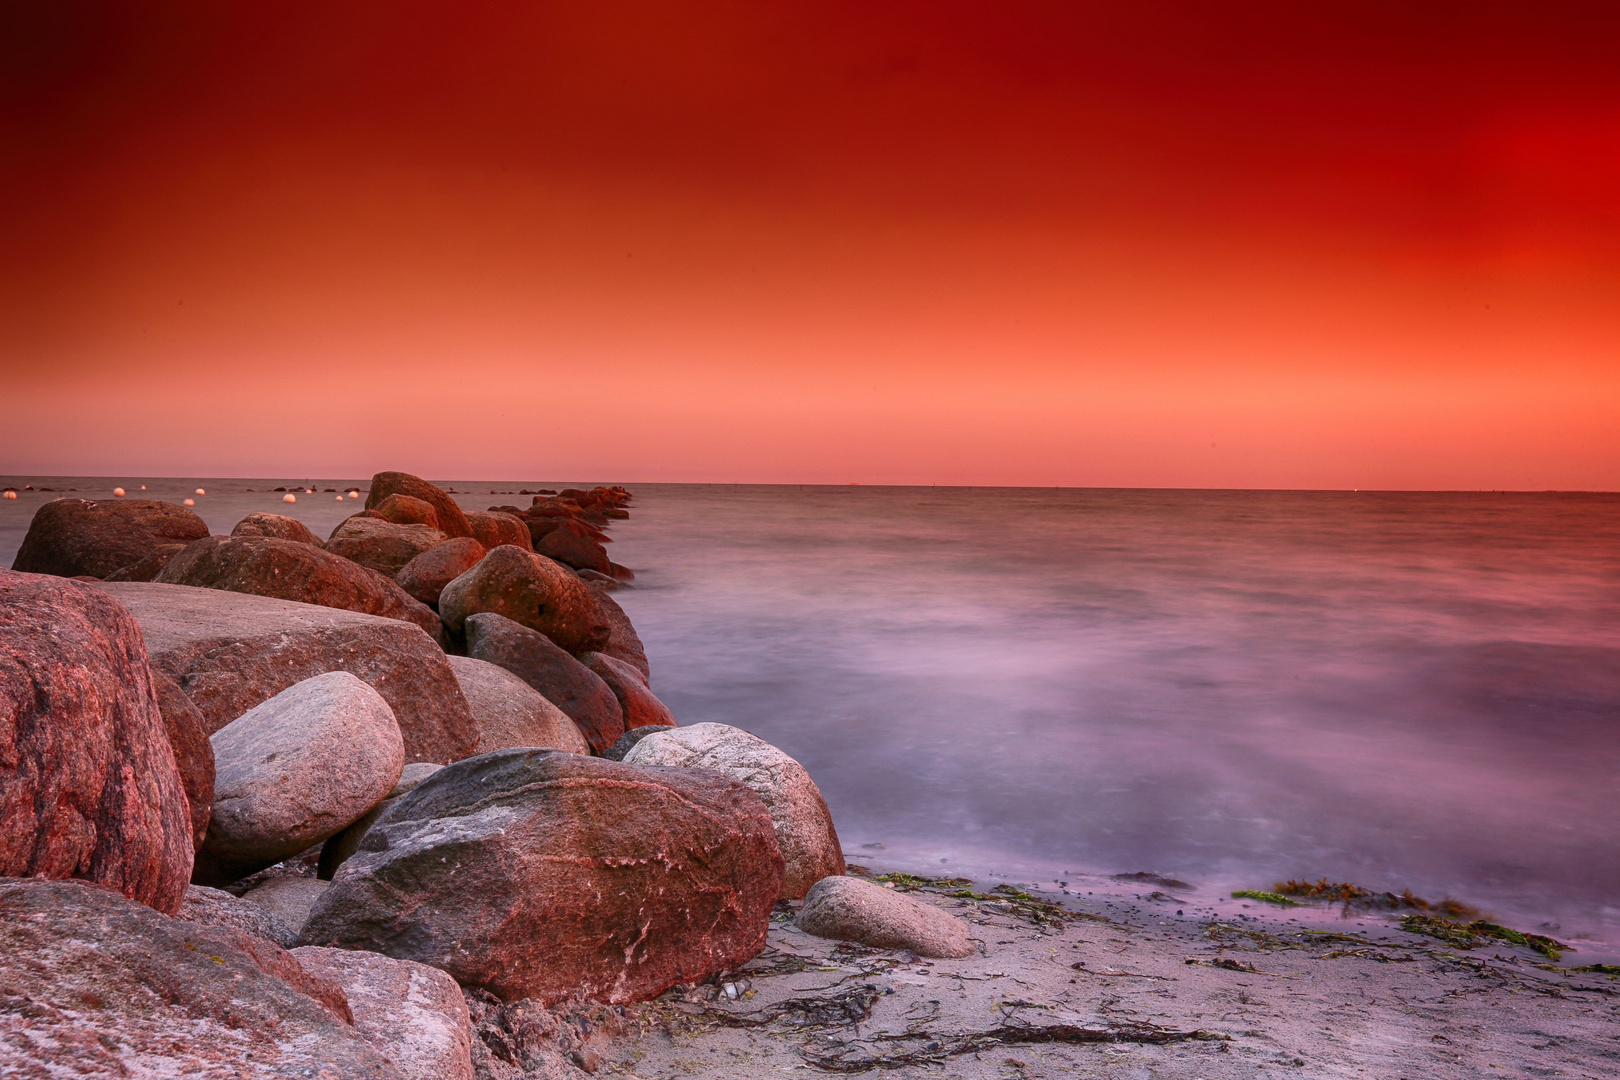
[1399,915,1569,960]
[1231,890,1300,906]
[948,884,1077,927]
[873,871,973,891]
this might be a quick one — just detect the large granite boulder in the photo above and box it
[464,613,624,753]
[438,545,610,654]
[373,493,440,529]
[94,582,478,764]
[796,875,976,958]
[103,541,186,581]
[151,669,216,852]
[366,471,474,539]
[448,655,591,755]
[155,534,442,638]
[590,585,650,681]
[465,509,532,551]
[11,497,211,578]
[232,511,324,546]
[580,650,675,730]
[195,671,405,885]
[535,525,612,575]
[325,516,449,578]
[300,749,784,1004]
[0,570,193,913]
[396,537,486,607]
[0,878,396,1077]
[178,883,298,948]
[293,947,475,1080]
[319,763,443,879]
[623,724,843,898]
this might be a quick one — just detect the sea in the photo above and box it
[5,477,1618,952]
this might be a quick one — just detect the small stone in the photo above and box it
[176,883,298,948]
[242,876,332,940]
[796,875,976,958]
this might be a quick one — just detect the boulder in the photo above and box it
[151,669,216,851]
[396,536,486,607]
[0,570,193,914]
[439,545,610,654]
[231,511,324,546]
[623,724,842,898]
[178,883,298,948]
[319,763,444,879]
[366,471,474,539]
[242,875,332,939]
[447,654,592,755]
[11,497,210,578]
[155,533,442,638]
[535,526,612,575]
[795,876,976,958]
[196,671,405,885]
[580,650,675,730]
[466,508,532,551]
[374,493,440,529]
[0,878,395,1077]
[300,749,785,1004]
[103,542,186,581]
[326,516,449,578]
[603,724,674,762]
[464,613,624,753]
[590,585,650,681]
[93,582,479,764]
[293,947,475,1080]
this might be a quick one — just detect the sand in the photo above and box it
[582,870,1619,1079]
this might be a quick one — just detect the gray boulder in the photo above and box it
[242,876,333,941]
[93,581,479,764]
[232,512,323,546]
[319,763,445,880]
[602,724,674,761]
[196,671,404,885]
[623,723,843,898]
[795,875,976,958]
[177,883,298,948]
[293,947,475,1080]
[438,545,610,654]
[447,654,591,755]
[300,749,785,1004]
[464,612,624,754]
[326,516,448,577]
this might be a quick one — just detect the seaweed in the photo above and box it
[1399,915,1570,960]
[1561,964,1620,976]
[800,1020,1228,1072]
[947,884,1081,927]
[1231,890,1300,906]
[871,871,973,891]
[706,984,883,1031]
[1274,879,1371,903]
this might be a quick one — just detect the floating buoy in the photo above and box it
[336,494,345,501]
[2,490,16,500]
[283,493,297,503]
[140,485,147,490]
[348,490,360,499]
[113,487,126,497]
[183,498,195,506]
[195,488,206,495]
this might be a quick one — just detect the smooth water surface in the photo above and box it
[4,479,1618,945]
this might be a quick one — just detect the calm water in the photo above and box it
[5,478,1619,946]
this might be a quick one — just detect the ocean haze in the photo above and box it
[4,479,1617,947]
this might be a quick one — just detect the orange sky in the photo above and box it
[3,1,1618,487]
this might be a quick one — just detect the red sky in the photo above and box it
[3,1,1618,487]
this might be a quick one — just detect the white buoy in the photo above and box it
[336,494,345,500]
[113,487,126,497]
[140,485,147,490]
[348,490,360,499]
[183,498,195,506]
[3,490,16,500]
[195,488,206,495]
[283,493,297,504]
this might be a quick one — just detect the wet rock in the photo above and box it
[242,875,332,940]
[580,650,675,730]
[95,581,479,764]
[466,509,532,551]
[396,536,486,607]
[438,544,610,654]
[0,878,394,1077]
[326,516,449,578]
[300,749,784,1004]
[231,511,324,546]
[602,724,674,762]
[155,533,442,638]
[535,525,612,575]
[624,723,842,898]
[366,471,474,539]
[177,883,297,947]
[319,763,445,879]
[195,671,404,885]
[293,947,475,1080]
[796,875,976,958]
[0,570,193,914]
[103,542,186,581]
[151,669,216,851]
[447,654,592,755]
[374,493,440,529]
[11,497,210,578]
[464,613,624,753]
[589,585,650,681]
